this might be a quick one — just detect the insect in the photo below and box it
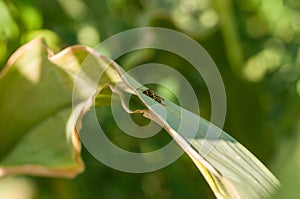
[139,88,166,106]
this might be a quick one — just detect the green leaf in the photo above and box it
[68,47,280,198]
[134,87,280,199]
[0,39,83,178]
[73,47,280,197]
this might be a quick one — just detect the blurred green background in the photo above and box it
[0,0,300,198]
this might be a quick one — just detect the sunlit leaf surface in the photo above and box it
[0,39,83,178]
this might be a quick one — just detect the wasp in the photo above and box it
[139,88,166,106]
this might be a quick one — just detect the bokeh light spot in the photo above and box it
[77,25,100,47]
